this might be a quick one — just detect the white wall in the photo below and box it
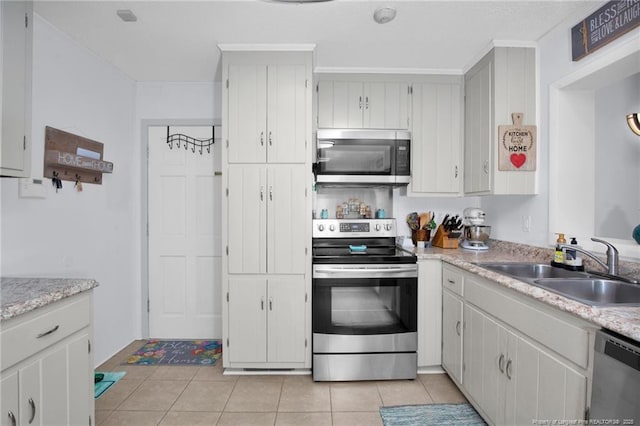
[484,4,640,250]
[594,73,640,239]
[1,15,138,366]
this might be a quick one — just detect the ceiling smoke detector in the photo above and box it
[116,9,137,22]
[373,7,396,24]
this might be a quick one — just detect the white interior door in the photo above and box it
[148,126,222,338]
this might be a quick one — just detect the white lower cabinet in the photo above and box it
[442,264,591,425]
[417,260,442,368]
[226,276,308,368]
[441,289,463,383]
[0,293,94,426]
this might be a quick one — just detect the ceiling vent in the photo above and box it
[116,9,137,22]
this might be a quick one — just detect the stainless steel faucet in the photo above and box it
[561,237,619,275]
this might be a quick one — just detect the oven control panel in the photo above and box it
[313,219,396,238]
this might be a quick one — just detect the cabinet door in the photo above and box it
[267,165,307,274]
[227,64,267,163]
[441,290,463,382]
[1,0,31,177]
[365,82,409,129]
[266,64,307,164]
[464,58,492,194]
[1,372,19,426]
[317,81,364,128]
[411,82,462,194]
[227,278,267,363]
[462,304,484,406]
[41,346,69,425]
[19,359,40,426]
[267,277,307,363]
[68,334,91,426]
[227,165,267,274]
[418,260,442,367]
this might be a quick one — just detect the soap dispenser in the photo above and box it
[552,233,566,267]
[564,237,584,270]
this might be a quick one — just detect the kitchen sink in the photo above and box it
[476,262,591,279]
[533,278,640,307]
[476,262,640,306]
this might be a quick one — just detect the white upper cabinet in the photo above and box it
[464,46,537,195]
[317,78,409,129]
[1,0,32,177]
[227,57,309,164]
[409,77,463,195]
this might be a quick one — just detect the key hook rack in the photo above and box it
[44,126,114,186]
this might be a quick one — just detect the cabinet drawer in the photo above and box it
[442,266,464,296]
[1,295,90,371]
[465,277,590,368]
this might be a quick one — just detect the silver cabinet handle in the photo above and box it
[37,325,59,339]
[498,354,505,374]
[268,131,272,146]
[269,297,273,311]
[359,96,363,109]
[365,96,369,109]
[455,321,461,336]
[260,186,264,201]
[269,186,273,201]
[454,165,459,178]
[483,160,489,174]
[28,398,36,424]
[506,359,513,380]
[447,279,455,285]
[8,411,16,426]
[260,297,264,310]
[260,131,264,146]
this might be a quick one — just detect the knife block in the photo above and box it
[432,225,459,249]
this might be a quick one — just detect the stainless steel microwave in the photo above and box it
[315,129,411,185]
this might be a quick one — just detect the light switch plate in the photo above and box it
[19,177,47,198]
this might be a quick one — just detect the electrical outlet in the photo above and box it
[522,215,531,232]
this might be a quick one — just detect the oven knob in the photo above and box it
[375,224,381,231]
[385,224,393,231]
[318,224,325,232]
[329,224,335,232]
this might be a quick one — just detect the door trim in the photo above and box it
[140,118,221,338]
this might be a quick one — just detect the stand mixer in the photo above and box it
[461,208,492,250]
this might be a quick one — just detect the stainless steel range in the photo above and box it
[312,218,418,381]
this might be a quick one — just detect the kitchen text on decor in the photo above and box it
[572,0,640,61]
[498,113,537,171]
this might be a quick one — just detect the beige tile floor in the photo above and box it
[95,340,467,426]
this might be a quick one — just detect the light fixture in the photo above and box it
[627,113,640,136]
[373,7,396,24]
[116,9,137,22]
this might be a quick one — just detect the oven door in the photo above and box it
[312,264,417,353]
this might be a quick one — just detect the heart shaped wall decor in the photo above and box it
[510,153,526,168]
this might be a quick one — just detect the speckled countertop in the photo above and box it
[411,240,640,342]
[0,277,98,322]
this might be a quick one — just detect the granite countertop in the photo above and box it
[0,277,99,322]
[410,240,640,342]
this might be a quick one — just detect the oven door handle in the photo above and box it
[316,266,416,273]
[313,264,417,278]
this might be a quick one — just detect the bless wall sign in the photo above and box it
[498,113,536,171]
[572,0,640,61]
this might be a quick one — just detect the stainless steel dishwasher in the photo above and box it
[590,329,640,423]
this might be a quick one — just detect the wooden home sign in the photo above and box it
[44,126,114,185]
[498,113,537,171]
[572,0,640,61]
